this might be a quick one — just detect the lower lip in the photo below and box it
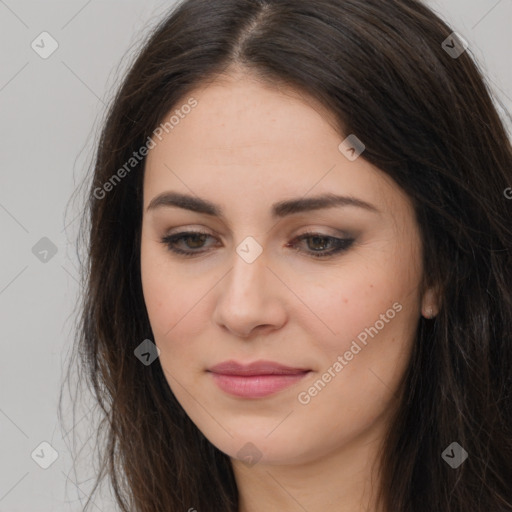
[209,372,310,398]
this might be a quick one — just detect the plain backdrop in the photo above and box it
[0,1,511,510]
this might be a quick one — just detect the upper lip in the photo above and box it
[208,360,310,376]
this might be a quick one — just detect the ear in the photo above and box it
[421,283,441,319]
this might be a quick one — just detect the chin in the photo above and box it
[201,424,316,467]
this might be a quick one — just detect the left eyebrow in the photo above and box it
[146,191,381,218]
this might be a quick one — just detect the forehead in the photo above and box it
[148,77,329,162]
[143,74,408,222]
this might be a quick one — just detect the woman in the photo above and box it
[65,0,512,510]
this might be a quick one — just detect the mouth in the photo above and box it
[207,360,312,399]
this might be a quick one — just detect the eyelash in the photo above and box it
[160,230,355,259]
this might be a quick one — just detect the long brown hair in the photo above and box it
[62,0,512,510]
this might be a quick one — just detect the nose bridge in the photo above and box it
[211,237,282,333]
[211,227,292,337]
[226,239,269,298]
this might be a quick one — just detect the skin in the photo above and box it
[140,68,439,512]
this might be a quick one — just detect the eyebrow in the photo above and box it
[146,191,380,218]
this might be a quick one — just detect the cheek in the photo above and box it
[141,272,202,346]
[300,250,420,380]
[141,241,184,339]
[140,243,211,370]
[300,266,400,342]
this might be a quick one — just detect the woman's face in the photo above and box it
[140,72,434,467]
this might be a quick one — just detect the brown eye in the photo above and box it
[161,231,217,257]
[161,230,355,259]
[287,232,355,259]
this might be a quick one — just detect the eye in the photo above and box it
[160,231,218,257]
[288,231,355,258]
[160,230,355,259]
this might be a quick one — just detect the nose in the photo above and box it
[212,245,288,339]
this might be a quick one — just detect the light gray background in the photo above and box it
[0,1,511,510]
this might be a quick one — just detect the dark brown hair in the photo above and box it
[62,0,512,510]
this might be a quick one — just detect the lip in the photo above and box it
[207,360,311,398]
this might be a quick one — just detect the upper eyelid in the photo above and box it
[165,229,346,236]
[163,225,352,238]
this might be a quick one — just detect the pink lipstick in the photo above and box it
[207,360,311,398]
